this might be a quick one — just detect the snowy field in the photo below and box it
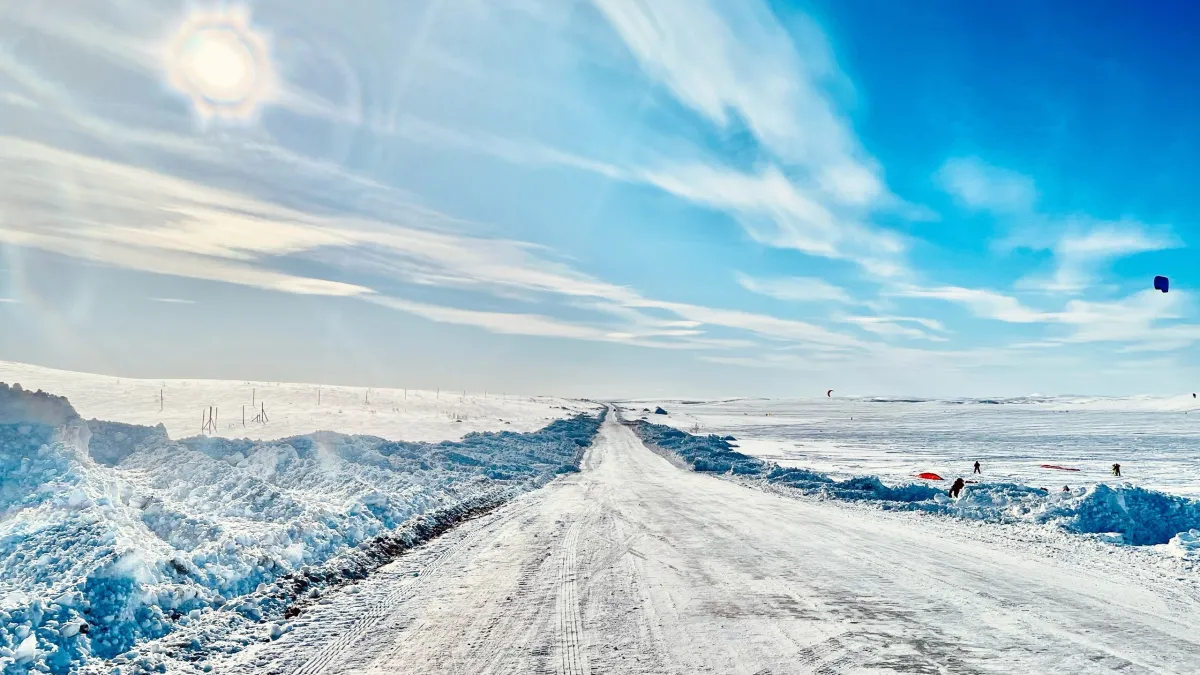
[7,363,1200,675]
[0,361,596,443]
[193,415,1200,675]
[0,365,602,675]
[621,397,1200,497]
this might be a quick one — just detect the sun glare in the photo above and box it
[164,6,275,121]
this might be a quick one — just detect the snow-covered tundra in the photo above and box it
[0,364,602,675]
[4,363,1200,674]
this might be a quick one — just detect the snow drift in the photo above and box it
[629,419,1200,550]
[0,383,603,674]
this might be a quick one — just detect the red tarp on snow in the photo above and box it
[915,472,944,481]
[1039,464,1080,472]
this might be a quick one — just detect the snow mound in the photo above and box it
[1,386,603,674]
[0,383,78,427]
[1039,484,1200,546]
[629,419,1200,549]
[1167,529,1200,559]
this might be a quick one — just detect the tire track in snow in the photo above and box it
[554,512,590,675]
[285,497,542,675]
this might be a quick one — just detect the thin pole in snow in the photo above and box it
[318,388,321,405]
[242,405,245,427]
[436,388,439,400]
[252,388,256,407]
[159,389,163,413]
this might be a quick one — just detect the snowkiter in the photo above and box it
[1112,463,1121,477]
[949,477,965,498]
[973,461,981,474]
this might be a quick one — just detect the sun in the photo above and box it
[164,6,275,121]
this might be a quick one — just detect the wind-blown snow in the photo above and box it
[0,381,603,674]
[624,397,1200,497]
[0,361,595,443]
[629,419,1200,552]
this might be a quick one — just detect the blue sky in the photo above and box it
[1,0,1197,398]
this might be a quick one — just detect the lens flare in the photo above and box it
[164,6,275,121]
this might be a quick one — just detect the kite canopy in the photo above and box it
[1154,275,1170,293]
[826,389,833,398]
[915,472,943,481]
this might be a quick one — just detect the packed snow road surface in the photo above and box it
[237,415,1200,675]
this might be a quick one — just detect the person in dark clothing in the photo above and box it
[949,477,965,498]
[973,461,981,474]
[1112,463,1121,477]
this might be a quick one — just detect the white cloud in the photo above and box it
[736,273,854,303]
[0,138,885,357]
[894,281,1196,350]
[591,0,868,184]
[0,298,19,303]
[642,163,907,275]
[891,285,1051,323]
[632,298,867,349]
[937,157,1178,295]
[1055,290,1184,344]
[1055,227,1170,258]
[935,158,1037,213]
[1,91,38,109]
[367,296,614,341]
[1014,222,1179,293]
[591,0,913,277]
[0,140,375,298]
[148,297,195,304]
[840,315,948,341]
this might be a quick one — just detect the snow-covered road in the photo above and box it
[232,413,1200,675]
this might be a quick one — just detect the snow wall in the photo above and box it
[0,382,603,674]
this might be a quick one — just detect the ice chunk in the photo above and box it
[1167,529,1200,558]
[14,635,37,663]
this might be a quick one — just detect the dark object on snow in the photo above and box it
[973,461,981,474]
[1154,275,1169,293]
[1112,463,1121,477]
[654,407,668,415]
[1063,485,1071,492]
[1040,464,1080,472]
[642,408,651,412]
[949,477,965,498]
[722,435,737,441]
